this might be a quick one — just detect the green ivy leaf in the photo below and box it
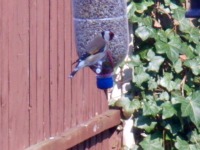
[133,66,150,86]
[115,98,140,117]
[184,59,200,75]
[156,36,184,63]
[148,78,158,91]
[134,1,154,14]
[140,134,164,150]
[135,26,152,41]
[135,116,157,133]
[173,8,191,32]
[126,1,200,149]
[175,136,199,150]
[187,28,200,44]
[181,91,200,128]
[164,0,170,6]
[147,50,165,72]
[131,55,142,66]
[169,2,179,9]
[195,44,200,56]
[141,16,153,27]
[187,130,200,144]
[179,43,195,59]
[189,144,200,150]
[158,73,178,92]
[157,30,168,43]
[167,39,181,63]
[143,100,161,117]
[123,100,141,114]
[173,59,183,73]
[155,40,169,54]
[175,137,190,150]
[127,2,136,18]
[161,102,177,119]
[159,92,170,101]
[171,92,185,105]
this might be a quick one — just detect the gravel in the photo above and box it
[73,0,127,19]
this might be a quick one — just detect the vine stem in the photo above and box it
[180,75,187,97]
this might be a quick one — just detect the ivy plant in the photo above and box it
[114,0,200,149]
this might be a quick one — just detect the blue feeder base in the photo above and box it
[185,9,200,18]
[96,75,114,90]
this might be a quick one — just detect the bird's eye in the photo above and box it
[109,32,114,40]
[101,31,105,38]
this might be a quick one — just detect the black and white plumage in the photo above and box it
[69,31,114,78]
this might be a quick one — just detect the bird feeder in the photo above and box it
[185,0,200,18]
[72,0,129,89]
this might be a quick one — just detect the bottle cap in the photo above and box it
[185,9,200,18]
[96,74,114,89]
[185,1,200,18]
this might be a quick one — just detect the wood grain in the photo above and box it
[8,0,29,149]
[26,110,121,150]
[0,0,123,149]
[1,0,9,149]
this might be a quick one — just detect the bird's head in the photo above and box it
[101,31,114,41]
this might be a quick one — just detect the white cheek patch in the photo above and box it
[104,31,110,41]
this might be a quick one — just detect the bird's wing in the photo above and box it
[72,36,106,65]
[86,36,106,55]
[72,52,91,65]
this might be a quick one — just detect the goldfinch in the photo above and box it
[69,31,114,78]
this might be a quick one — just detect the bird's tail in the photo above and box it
[68,68,78,78]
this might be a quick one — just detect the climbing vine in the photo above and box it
[114,0,200,149]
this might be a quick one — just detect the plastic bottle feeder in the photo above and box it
[72,0,129,89]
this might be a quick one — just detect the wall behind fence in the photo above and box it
[0,0,112,149]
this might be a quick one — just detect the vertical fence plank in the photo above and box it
[1,0,9,149]
[57,0,65,134]
[64,0,72,131]
[71,27,83,150]
[71,24,79,128]
[29,0,37,145]
[36,0,51,140]
[30,0,51,145]
[36,0,45,141]
[50,0,58,135]
[91,73,98,150]
[43,0,50,139]
[0,0,2,149]
[8,0,30,149]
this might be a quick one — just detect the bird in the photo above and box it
[69,30,114,78]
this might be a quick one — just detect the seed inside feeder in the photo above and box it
[73,0,129,71]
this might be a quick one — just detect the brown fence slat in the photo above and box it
[0,0,2,148]
[57,0,65,134]
[29,0,37,145]
[50,0,59,135]
[26,110,121,150]
[0,0,123,149]
[36,0,46,141]
[8,0,30,149]
[1,0,9,149]
[43,0,51,139]
[30,0,51,144]
[64,0,72,131]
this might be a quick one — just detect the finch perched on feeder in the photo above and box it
[69,31,114,78]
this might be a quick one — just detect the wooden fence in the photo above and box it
[0,0,122,149]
